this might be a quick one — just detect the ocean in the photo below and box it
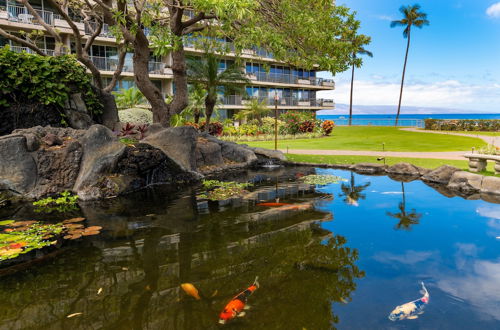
[317,114,500,127]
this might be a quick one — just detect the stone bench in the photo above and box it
[464,153,500,174]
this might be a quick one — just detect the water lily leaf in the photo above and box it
[85,226,102,231]
[69,233,82,240]
[64,224,84,229]
[63,235,72,240]
[82,230,100,236]
[10,221,37,227]
[0,220,15,226]
[63,217,85,224]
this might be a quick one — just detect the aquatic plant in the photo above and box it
[200,180,252,201]
[300,175,347,185]
[0,218,101,262]
[32,191,78,213]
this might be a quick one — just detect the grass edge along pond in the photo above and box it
[242,126,487,152]
[286,154,499,177]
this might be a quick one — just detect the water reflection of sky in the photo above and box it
[314,168,500,329]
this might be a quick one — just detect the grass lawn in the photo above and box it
[427,130,500,137]
[243,126,487,152]
[286,154,499,177]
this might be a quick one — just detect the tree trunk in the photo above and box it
[132,31,170,126]
[204,96,217,131]
[349,61,355,126]
[194,108,200,124]
[396,29,411,126]
[169,47,189,120]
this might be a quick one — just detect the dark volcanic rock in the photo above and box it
[387,163,429,176]
[351,163,388,175]
[0,135,37,194]
[196,138,224,167]
[421,165,461,184]
[143,126,199,171]
[447,171,483,194]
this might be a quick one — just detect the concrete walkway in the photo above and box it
[281,127,499,160]
[281,149,467,160]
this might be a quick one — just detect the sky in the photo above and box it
[317,0,500,113]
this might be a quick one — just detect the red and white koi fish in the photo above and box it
[218,277,259,324]
[388,282,430,321]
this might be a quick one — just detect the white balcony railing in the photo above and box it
[220,95,334,107]
[6,5,54,25]
[90,56,165,74]
[10,45,55,56]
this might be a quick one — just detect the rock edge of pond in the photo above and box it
[286,161,500,204]
[0,124,285,201]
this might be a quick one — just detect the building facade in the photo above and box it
[0,0,335,119]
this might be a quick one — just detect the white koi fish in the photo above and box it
[388,282,429,321]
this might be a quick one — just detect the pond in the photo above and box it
[1,166,500,329]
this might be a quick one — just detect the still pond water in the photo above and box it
[1,167,500,330]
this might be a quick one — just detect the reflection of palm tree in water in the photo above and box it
[387,182,422,230]
[339,172,370,206]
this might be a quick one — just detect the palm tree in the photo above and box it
[233,111,247,125]
[187,53,250,130]
[386,182,422,230]
[339,172,371,206]
[185,84,206,124]
[349,44,373,126]
[113,87,145,109]
[390,4,429,126]
[242,98,271,125]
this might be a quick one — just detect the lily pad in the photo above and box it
[63,217,86,224]
[0,220,15,226]
[85,226,102,231]
[82,230,100,236]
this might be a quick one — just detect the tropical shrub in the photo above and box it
[199,180,252,201]
[299,120,316,133]
[118,108,153,124]
[113,87,145,109]
[321,120,335,135]
[0,46,102,115]
[424,119,500,132]
[279,111,316,135]
[199,121,224,136]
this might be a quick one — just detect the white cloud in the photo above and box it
[486,2,500,18]
[373,250,436,265]
[318,79,500,112]
[376,15,394,21]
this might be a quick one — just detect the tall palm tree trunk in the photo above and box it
[204,96,217,131]
[396,29,411,126]
[349,62,355,126]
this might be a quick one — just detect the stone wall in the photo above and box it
[0,125,285,201]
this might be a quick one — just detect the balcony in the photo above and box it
[84,22,114,38]
[247,72,335,88]
[4,5,54,25]
[219,96,334,108]
[89,56,166,75]
[10,45,55,56]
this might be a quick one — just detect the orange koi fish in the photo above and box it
[256,202,290,207]
[180,283,201,300]
[219,277,259,324]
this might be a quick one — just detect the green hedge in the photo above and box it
[0,46,102,115]
[424,119,500,132]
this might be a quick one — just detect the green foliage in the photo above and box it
[113,87,145,109]
[0,46,102,115]
[200,180,252,201]
[118,108,153,124]
[240,99,271,124]
[390,4,430,38]
[119,137,138,145]
[424,119,500,132]
[300,175,347,185]
[476,145,499,156]
[33,191,79,213]
[0,221,63,262]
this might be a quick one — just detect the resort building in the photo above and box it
[0,0,335,118]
